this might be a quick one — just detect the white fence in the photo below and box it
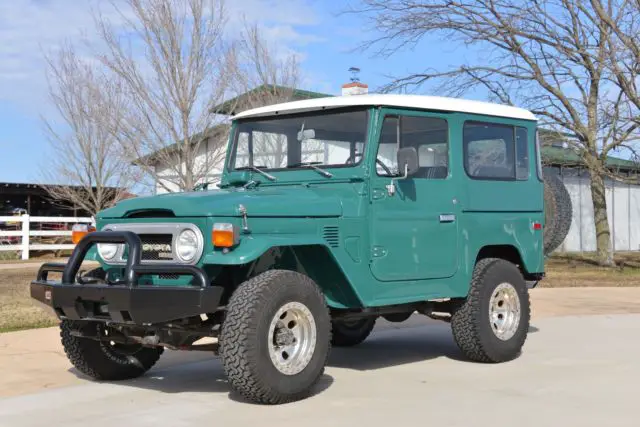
[0,215,95,260]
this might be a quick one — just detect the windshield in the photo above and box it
[229,109,368,172]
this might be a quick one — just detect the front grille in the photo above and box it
[102,222,203,265]
[139,234,173,261]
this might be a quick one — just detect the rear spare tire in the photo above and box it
[543,171,572,254]
[451,258,531,363]
[219,270,331,405]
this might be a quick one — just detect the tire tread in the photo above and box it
[451,258,531,363]
[220,269,331,404]
[60,320,163,381]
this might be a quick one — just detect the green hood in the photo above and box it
[98,186,343,219]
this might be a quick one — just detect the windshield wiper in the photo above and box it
[235,165,277,181]
[288,162,333,178]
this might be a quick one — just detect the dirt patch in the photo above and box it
[540,254,640,287]
[531,287,640,317]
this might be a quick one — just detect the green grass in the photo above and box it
[0,267,59,333]
[0,251,20,262]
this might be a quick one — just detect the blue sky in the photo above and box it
[0,0,465,184]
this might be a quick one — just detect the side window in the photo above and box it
[464,122,515,180]
[376,116,400,176]
[515,127,529,180]
[377,115,449,179]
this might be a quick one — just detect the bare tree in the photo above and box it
[220,22,303,168]
[350,0,640,265]
[226,22,302,112]
[591,0,640,143]
[95,0,232,193]
[41,46,136,217]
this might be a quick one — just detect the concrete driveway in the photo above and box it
[1,288,639,426]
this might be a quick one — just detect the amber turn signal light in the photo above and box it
[212,223,238,248]
[71,223,95,244]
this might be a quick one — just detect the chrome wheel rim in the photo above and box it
[489,283,521,341]
[268,302,317,375]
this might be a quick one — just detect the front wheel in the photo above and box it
[60,320,163,380]
[219,270,331,404]
[451,258,530,363]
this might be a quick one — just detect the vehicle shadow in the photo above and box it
[67,318,540,399]
[329,322,465,370]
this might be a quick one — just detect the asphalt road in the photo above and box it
[0,313,637,427]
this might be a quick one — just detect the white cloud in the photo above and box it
[0,0,324,113]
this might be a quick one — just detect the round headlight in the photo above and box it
[97,243,119,261]
[176,229,199,262]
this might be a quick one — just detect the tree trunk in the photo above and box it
[589,171,614,266]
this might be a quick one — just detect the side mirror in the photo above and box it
[397,147,419,177]
[386,147,419,197]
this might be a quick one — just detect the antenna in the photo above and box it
[348,67,361,83]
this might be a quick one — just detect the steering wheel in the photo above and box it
[344,153,394,176]
[344,152,362,165]
[375,158,394,176]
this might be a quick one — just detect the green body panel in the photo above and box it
[95,106,543,309]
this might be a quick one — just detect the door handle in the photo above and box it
[439,214,456,223]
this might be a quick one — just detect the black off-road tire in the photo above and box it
[331,318,376,347]
[60,320,163,380]
[451,258,531,363]
[543,172,573,254]
[219,270,331,405]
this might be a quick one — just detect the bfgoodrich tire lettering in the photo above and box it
[451,258,531,363]
[60,320,163,380]
[219,269,331,405]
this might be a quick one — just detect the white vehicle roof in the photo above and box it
[233,94,537,121]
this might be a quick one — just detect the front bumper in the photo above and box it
[30,231,223,325]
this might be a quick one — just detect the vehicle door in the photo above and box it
[369,110,459,281]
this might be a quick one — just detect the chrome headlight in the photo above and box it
[97,243,119,261]
[176,229,199,262]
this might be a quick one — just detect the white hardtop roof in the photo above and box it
[233,94,537,121]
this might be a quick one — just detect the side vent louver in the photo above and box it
[323,226,340,248]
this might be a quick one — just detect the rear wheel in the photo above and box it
[451,258,530,363]
[331,318,376,347]
[60,320,163,380]
[219,270,331,404]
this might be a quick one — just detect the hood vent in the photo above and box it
[322,226,340,248]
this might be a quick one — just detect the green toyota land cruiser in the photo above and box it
[32,94,548,404]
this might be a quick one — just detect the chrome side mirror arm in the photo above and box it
[386,163,409,197]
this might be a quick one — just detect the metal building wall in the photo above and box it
[557,169,640,252]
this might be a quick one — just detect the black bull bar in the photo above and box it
[30,231,223,324]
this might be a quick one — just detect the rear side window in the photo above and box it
[464,121,530,181]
